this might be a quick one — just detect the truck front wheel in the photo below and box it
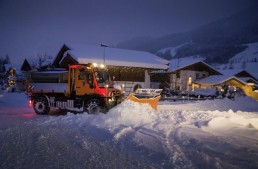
[84,99,102,114]
[33,96,50,115]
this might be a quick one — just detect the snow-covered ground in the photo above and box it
[0,91,258,169]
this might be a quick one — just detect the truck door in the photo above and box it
[75,68,94,95]
[69,67,76,95]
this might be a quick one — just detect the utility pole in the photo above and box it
[101,44,108,65]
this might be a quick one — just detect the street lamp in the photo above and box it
[101,44,108,65]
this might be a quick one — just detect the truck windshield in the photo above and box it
[94,69,111,87]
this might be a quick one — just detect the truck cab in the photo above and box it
[70,64,112,96]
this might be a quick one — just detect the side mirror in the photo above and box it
[89,83,94,89]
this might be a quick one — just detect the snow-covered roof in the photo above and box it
[238,77,258,84]
[62,44,169,69]
[4,64,21,74]
[220,69,258,82]
[166,56,222,75]
[168,56,205,72]
[251,72,258,80]
[194,75,247,85]
[219,69,245,76]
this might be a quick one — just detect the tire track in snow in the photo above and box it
[174,124,258,169]
[1,119,157,169]
[33,124,104,168]
[33,123,153,169]
[157,110,194,169]
[109,121,169,168]
[162,126,193,169]
[131,110,201,168]
[110,111,194,169]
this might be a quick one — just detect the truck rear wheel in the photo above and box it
[84,99,102,114]
[33,96,50,115]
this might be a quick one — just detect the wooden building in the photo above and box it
[52,44,169,94]
[163,57,222,91]
[20,59,32,72]
[193,69,258,100]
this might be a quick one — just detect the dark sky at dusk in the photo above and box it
[0,0,256,65]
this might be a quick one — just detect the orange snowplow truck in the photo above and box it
[26,64,122,115]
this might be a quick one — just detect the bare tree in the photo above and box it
[0,57,4,72]
[37,53,47,68]
[28,53,52,70]
[4,55,10,64]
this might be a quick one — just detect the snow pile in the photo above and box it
[63,96,258,139]
[44,100,157,129]
[201,109,258,143]
[105,100,157,126]
[159,96,258,112]
[206,113,258,130]
[43,97,258,144]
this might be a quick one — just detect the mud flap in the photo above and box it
[127,89,162,110]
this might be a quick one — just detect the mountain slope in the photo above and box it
[117,3,258,64]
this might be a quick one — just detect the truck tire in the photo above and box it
[33,96,50,115]
[84,98,102,114]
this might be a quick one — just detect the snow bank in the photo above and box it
[207,115,258,130]
[42,97,258,146]
[44,100,157,128]
[159,96,258,112]
[203,109,258,130]
[199,110,258,147]
[42,96,258,134]
[105,100,157,126]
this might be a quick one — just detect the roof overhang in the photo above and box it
[194,75,247,86]
[168,61,222,75]
[57,44,169,70]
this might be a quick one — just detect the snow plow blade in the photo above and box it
[127,89,162,110]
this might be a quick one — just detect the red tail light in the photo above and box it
[29,100,32,107]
